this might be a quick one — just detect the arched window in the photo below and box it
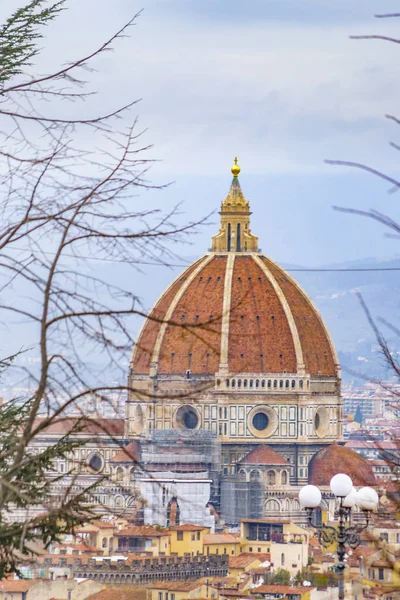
[256,380,259,388]
[227,223,231,252]
[249,379,253,388]
[268,380,271,388]
[236,223,241,252]
[291,380,295,388]
[250,469,261,481]
[299,380,303,389]
[273,380,277,388]
[217,379,221,387]
[267,470,276,485]
[130,467,135,482]
[226,379,230,387]
[265,499,280,512]
[281,553,285,566]
[281,471,288,485]
[238,379,242,388]
[102,537,107,548]
[279,380,283,388]
[116,467,123,482]
[231,379,235,388]
[285,380,289,388]
[244,379,248,388]
[261,380,265,388]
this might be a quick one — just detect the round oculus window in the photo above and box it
[88,454,103,473]
[183,409,198,429]
[252,412,269,431]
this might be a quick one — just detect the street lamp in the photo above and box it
[299,473,379,600]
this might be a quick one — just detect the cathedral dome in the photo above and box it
[308,445,376,487]
[131,160,339,379]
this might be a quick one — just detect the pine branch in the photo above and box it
[0,0,65,84]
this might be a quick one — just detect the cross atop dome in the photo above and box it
[231,156,240,177]
[211,158,259,252]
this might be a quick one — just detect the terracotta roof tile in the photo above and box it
[308,444,376,487]
[203,534,240,545]
[132,258,204,374]
[115,526,169,538]
[87,589,148,600]
[262,256,336,376]
[169,524,208,532]
[239,445,288,465]
[229,553,269,568]
[36,417,124,436]
[151,580,203,592]
[0,580,40,591]
[110,441,140,463]
[132,254,338,377]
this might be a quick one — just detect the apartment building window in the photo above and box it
[379,568,384,580]
[177,532,183,541]
[158,593,162,600]
[197,532,200,540]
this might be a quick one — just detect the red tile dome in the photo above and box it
[130,161,339,379]
[131,252,339,377]
[308,444,376,487]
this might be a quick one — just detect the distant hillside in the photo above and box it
[287,257,400,382]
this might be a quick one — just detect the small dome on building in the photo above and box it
[308,444,376,487]
[239,445,288,465]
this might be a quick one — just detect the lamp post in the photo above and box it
[298,473,379,600]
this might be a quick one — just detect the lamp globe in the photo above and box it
[356,487,379,511]
[299,485,322,508]
[342,487,358,508]
[330,473,353,498]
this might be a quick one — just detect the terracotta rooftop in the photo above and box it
[110,441,140,463]
[239,445,288,465]
[0,580,39,592]
[150,580,203,592]
[203,534,240,545]
[87,589,148,600]
[308,444,376,487]
[229,553,269,568]
[35,417,124,436]
[115,526,169,538]
[169,524,208,532]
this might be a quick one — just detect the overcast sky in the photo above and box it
[2,1,400,290]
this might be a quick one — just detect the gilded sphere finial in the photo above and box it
[231,156,240,177]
